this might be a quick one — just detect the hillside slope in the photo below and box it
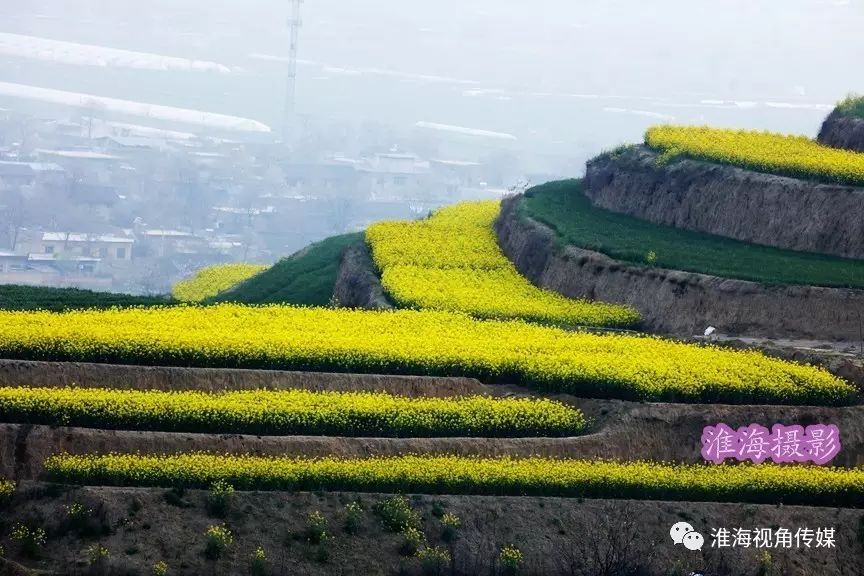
[212,233,361,306]
[523,179,864,288]
[499,189,864,341]
[584,145,864,259]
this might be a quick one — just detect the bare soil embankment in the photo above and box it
[818,109,864,153]
[496,195,864,343]
[583,146,864,259]
[0,359,479,397]
[332,241,393,309]
[0,484,861,576]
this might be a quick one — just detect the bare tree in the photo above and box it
[553,504,656,576]
[0,188,26,251]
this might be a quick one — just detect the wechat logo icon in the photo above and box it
[670,522,704,551]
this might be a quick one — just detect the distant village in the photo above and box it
[0,107,520,294]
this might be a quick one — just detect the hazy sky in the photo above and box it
[298,0,863,99]
[8,0,863,98]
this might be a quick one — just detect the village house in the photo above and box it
[40,232,134,261]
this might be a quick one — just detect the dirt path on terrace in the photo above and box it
[0,360,485,397]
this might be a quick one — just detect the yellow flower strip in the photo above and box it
[0,304,853,405]
[172,263,268,302]
[43,453,864,507]
[0,386,585,437]
[366,201,640,328]
[0,479,13,501]
[381,266,636,327]
[645,125,864,186]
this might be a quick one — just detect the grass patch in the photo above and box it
[836,94,864,119]
[44,453,864,507]
[522,180,864,288]
[212,233,361,306]
[0,284,173,311]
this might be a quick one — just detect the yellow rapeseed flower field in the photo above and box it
[172,263,267,302]
[0,386,586,437]
[366,201,640,328]
[0,304,853,404]
[43,453,864,507]
[645,125,864,186]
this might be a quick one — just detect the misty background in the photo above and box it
[0,0,862,294]
[3,0,862,166]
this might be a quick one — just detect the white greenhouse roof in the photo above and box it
[0,82,271,134]
[0,33,231,74]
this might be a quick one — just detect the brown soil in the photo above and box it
[332,241,393,310]
[818,110,864,153]
[496,194,864,342]
[583,146,864,259]
[0,484,861,576]
[0,360,481,397]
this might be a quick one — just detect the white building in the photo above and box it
[41,232,134,260]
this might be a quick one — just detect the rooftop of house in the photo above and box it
[42,232,134,244]
[143,229,196,238]
[36,149,122,160]
[96,135,171,150]
[29,253,101,262]
[431,159,482,167]
[0,160,66,175]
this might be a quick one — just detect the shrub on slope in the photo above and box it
[836,94,864,119]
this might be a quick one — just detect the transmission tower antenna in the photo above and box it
[284,0,303,142]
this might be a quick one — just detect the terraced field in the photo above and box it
[0,304,852,404]
[0,359,860,574]
[43,453,864,507]
[0,386,586,437]
[645,124,864,186]
[522,179,864,288]
[1,192,862,575]
[366,201,640,328]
